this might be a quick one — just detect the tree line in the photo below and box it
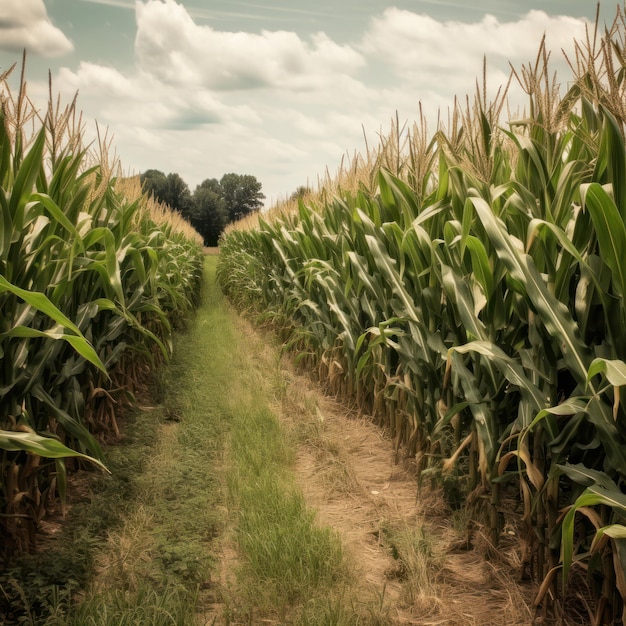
[140,170,265,246]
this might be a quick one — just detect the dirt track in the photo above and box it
[275,358,536,625]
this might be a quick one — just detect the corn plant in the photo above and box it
[0,61,204,556]
[218,7,626,621]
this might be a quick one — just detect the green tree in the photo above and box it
[220,173,265,222]
[140,169,168,202]
[290,186,311,201]
[192,181,228,247]
[141,171,264,245]
[140,170,192,219]
[165,172,193,220]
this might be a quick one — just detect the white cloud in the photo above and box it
[58,62,133,97]
[56,61,259,130]
[360,9,589,97]
[0,0,73,57]
[80,0,135,8]
[134,0,364,91]
[47,2,594,204]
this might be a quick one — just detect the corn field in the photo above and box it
[218,9,626,623]
[0,61,204,557]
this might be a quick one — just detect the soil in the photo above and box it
[273,358,538,625]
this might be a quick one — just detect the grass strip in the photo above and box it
[225,402,346,621]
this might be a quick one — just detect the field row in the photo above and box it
[218,12,626,623]
[0,64,204,556]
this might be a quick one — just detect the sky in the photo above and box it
[0,1,620,206]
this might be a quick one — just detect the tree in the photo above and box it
[219,173,265,222]
[290,186,311,201]
[140,170,192,220]
[190,174,264,245]
[197,177,222,196]
[191,183,228,247]
[140,170,265,246]
[165,172,193,221]
[140,169,168,203]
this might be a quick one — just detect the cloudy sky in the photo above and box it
[0,1,617,205]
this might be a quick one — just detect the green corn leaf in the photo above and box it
[433,401,471,434]
[0,429,110,508]
[557,462,618,490]
[450,340,546,410]
[526,399,589,442]
[587,358,626,387]
[441,265,488,341]
[103,228,125,304]
[465,235,493,300]
[2,326,106,374]
[448,350,496,480]
[0,277,107,373]
[0,186,11,259]
[597,107,626,211]
[537,391,626,471]
[561,482,626,586]
[31,192,80,242]
[0,429,109,472]
[595,525,626,540]
[471,195,592,386]
[581,182,626,298]
[0,275,81,334]
[8,126,46,231]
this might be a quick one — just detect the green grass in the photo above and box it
[210,269,349,621]
[63,585,198,626]
[227,406,345,616]
[61,257,233,624]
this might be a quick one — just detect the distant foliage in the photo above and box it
[192,180,228,247]
[219,173,265,222]
[140,169,193,220]
[141,170,265,246]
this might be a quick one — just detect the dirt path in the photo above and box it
[184,261,537,625]
[6,258,537,626]
[272,358,537,625]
